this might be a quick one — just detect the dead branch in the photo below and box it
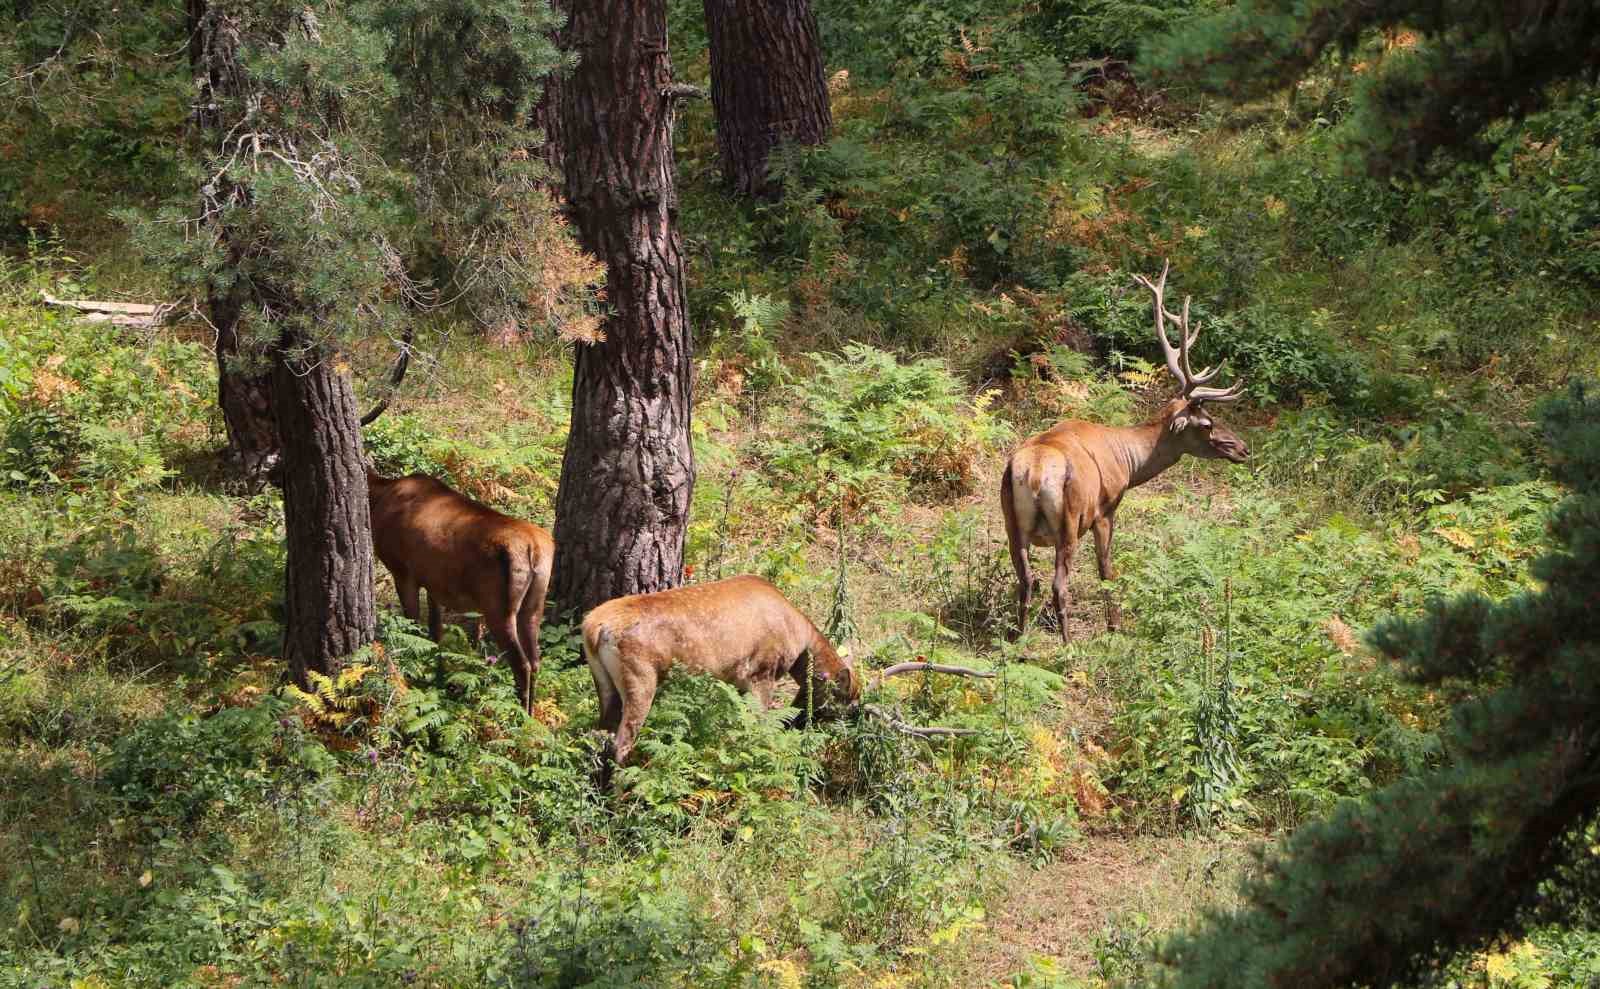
[42,294,177,328]
[862,703,980,738]
[878,661,995,679]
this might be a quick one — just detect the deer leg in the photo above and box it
[784,652,813,729]
[1092,516,1118,581]
[752,676,776,711]
[395,573,422,626]
[1052,529,1080,644]
[516,561,551,715]
[583,638,623,732]
[611,664,659,768]
[427,594,444,643]
[485,613,529,712]
[1093,516,1123,631]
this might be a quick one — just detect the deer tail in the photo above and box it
[1001,461,1028,576]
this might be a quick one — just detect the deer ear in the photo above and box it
[1169,414,1191,432]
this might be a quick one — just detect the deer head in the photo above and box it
[1133,261,1249,463]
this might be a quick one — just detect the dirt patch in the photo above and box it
[956,835,1251,983]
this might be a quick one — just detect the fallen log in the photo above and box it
[42,293,176,327]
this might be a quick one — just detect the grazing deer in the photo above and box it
[1002,261,1249,642]
[580,575,860,767]
[366,470,553,714]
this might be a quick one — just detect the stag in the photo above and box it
[367,471,553,714]
[1002,261,1249,642]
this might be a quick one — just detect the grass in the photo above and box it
[0,284,1549,983]
[2,3,1597,983]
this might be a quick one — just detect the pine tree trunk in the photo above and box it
[212,290,281,484]
[190,0,282,484]
[532,0,568,180]
[551,0,695,614]
[703,0,832,199]
[272,340,376,684]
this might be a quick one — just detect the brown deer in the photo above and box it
[580,575,860,766]
[366,470,553,714]
[1002,261,1249,642]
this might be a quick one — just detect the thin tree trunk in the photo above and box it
[191,0,281,483]
[273,340,376,683]
[703,0,832,199]
[532,0,568,181]
[212,290,281,483]
[551,0,695,614]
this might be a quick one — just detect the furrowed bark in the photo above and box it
[551,0,695,613]
[703,0,832,199]
[273,341,376,684]
[212,289,282,484]
[531,0,568,181]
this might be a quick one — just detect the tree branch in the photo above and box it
[862,703,979,738]
[879,661,995,679]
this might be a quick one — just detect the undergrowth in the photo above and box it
[4,0,1599,983]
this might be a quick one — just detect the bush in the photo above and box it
[615,672,817,844]
[104,698,336,828]
[1103,483,1549,831]
[763,343,1009,512]
[504,864,758,989]
[1035,0,1224,63]
[1068,270,1373,407]
[0,260,212,493]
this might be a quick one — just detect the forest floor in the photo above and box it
[4,8,1593,978]
[962,835,1250,982]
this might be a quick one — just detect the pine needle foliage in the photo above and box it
[1141,0,1600,175]
[118,0,570,363]
[1155,381,1600,988]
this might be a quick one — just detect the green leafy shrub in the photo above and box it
[505,864,758,989]
[764,343,1009,511]
[105,698,336,828]
[832,819,980,953]
[1008,342,1138,428]
[1035,0,1223,62]
[1104,485,1547,830]
[0,266,212,493]
[703,289,790,402]
[363,412,451,478]
[37,507,285,670]
[372,617,603,853]
[615,672,816,844]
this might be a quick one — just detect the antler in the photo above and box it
[1131,260,1245,403]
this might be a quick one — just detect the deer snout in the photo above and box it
[1211,433,1249,463]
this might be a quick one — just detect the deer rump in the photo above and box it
[367,472,552,713]
[1004,445,1074,550]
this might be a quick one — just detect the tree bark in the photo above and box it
[212,290,282,484]
[551,0,695,614]
[703,0,832,199]
[190,0,281,484]
[531,0,568,182]
[273,340,376,684]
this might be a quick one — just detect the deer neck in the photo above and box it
[1116,420,1185,488]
